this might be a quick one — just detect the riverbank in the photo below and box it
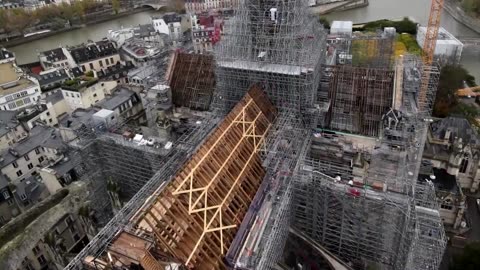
[0,7,152,48]
[310,0,368,15]
[444,0,480,35]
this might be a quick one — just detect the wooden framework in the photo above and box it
[168,51,216,111]
[109,86,277,270]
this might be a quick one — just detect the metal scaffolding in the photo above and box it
[326,65,395,137]
[65,1,447,270]
[213,0,327,127]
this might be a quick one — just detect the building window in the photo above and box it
[460,157,469,174]
[73,233,81,242]
[12,161,18,168]
[66,216,73,225]
[32,245,40,255]
[27,163,33,169]
[65,92,69,97]
[7,199,14,205]
[99,60,103,67]
[89,63,94,70]
[106,58,110,65]
[110,57,114,64]
[35,148,40,154]
[24,154,30,161]
[20,193,27,201]
[37,255,47,266]
[82,65,86,72]
[2,191,10,199]
[38,156,45,163]
[16,170,23,177]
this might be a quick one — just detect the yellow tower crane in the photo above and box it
[418,0,444,111]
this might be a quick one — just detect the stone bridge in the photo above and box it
[136,0,170,10]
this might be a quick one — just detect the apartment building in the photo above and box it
[0,62,41,111]
[95,87,145,125]
[34,69,71,91]
[19,213,89,270]
[38,48,75,71]
[69,40,121,73]
[0,125,66,185]
[151,13,190,40]
[0,110,28,151]
[17,94,69,130]
[60,79,117,111]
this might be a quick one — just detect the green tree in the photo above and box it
[112,0,121,14]
[450,242,480,270]
[0,9,7,30]
[433,65,477,117]
[462,0,480,15]
[318,17,330,29]
[9,8,32,34]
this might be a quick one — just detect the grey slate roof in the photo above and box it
[59,108,99,129]
[96,88,136,111]
[430,116,480,145]
[40,48,67,62]
[0,110,21,137]
[34,69,69,89]
[0,125,66,168]
[14,176,47,203]
[49,152,81,176]
[45,91,64,105]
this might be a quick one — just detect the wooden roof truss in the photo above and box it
[133,86,277,269]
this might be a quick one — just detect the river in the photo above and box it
[8,10,165,65]
[7,0,480,82]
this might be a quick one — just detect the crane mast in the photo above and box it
[418,0,444,112]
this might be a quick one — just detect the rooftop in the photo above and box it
[95,88,137,111]
[430,116,479,145]
[14,176,48,204]
[69,39,118,64]
[59,107,99,129]
[39,48,66,63]
[0,110,21,137]
[0,63,37,95]
[45,91,65,105]
[154,12,182,24]
[0,125,65,167]
[0,48,14,61]
[134,24,157,39]
[34,69,70,89]
[61,78,99,92]
[98,62,134,80]
[121,39,163,60]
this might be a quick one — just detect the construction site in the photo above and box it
[60,0,447,269]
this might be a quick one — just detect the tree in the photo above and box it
[462,0,480,15]
[0,9,7,30]
[433,65,477,117]
[318,17,330,29]
[9,8,32,34]
[112,0,121,14]
[450,242,480,270]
